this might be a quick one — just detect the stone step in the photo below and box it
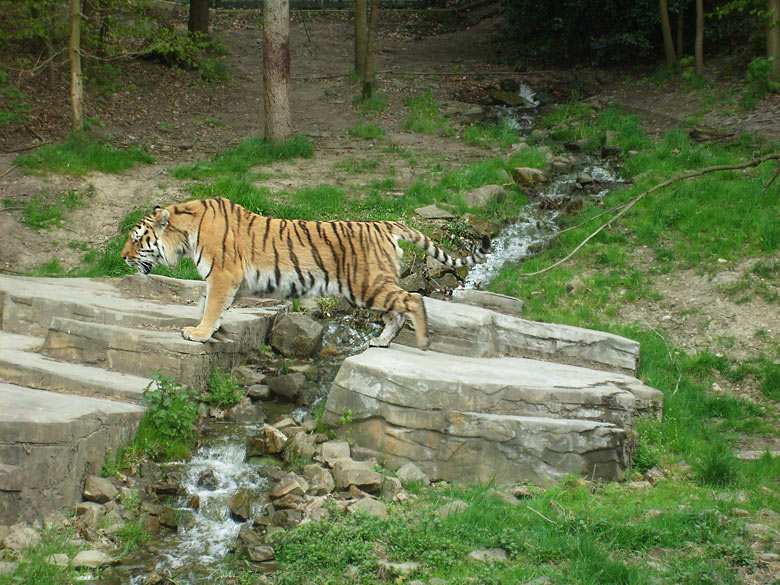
[0,383,145,524]
[395,296,640,376]
[0,331,151,403]
[324,345,662,429]
[41,317,256,391]
[335,407,629,484]
[0,274,285,338]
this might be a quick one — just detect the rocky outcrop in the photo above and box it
[323,299,663,485]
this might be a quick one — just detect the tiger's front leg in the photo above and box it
[182,273,242,342]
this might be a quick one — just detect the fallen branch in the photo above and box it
[517,152,780,278]
[764,163,780,192]
[0,165,18,180]
[527,505,558,525]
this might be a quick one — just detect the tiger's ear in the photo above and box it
[153,207,170,229]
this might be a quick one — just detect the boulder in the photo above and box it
[436,500,468,519]
[511,167,547,187]
[331,459,382,492]
[247,545,276,563]
[318,440,350,466]
[303,464,335,495]
[450,289,523,316]
[2,524,40,553]
[266,373,307,403]
[284,431,317,461]
[381,476,406,502]
[269,313,324,358]
[228,489,254,522]
[414,205,454,220]
[348,497,388,518]
[396,463,429,485]
[467,548,509,562]
[247,384,271,401]
[70,550,115,569]
[269,472,309,499]
[264,423,289,454]
[462,185,505,208]
[73,502,104,529]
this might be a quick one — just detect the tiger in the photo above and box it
[121,197,491,349]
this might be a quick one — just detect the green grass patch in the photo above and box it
[403,91,453,136]
[348,123,386,139]
[462,119,524,149]
[0,527,84,585]
[15,135,154,175]
[205,367,244,409]
[334,157,380,174]
[172,135,313,180]
[353,92,387,115]
[9,188,93,231]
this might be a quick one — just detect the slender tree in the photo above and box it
[659,0,678,68]
[354,0,367,76]
[361,0,379,99]
[70,0,84,133]
[263,0,292,141]
[695,0,704,76]
[189,0,210,36]
[769,0,780,80]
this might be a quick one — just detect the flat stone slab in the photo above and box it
[324,345,662,429]
[0,383,144,524]
[395,297,640,376]
[0,331,151,403]
[0,275,286,339]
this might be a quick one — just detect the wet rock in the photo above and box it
[264,423,289,454]
[70,550,115,569]
[253,503,276,527]
[197,469,219,490]
[511,167,547,187]
[150,478,182,495]
[266,373,307,403]
[272,508,303,528]
[601,145,622,158]
[289,363,319,382]
[284,431,317,462]
[577,172,594,185]
[269,472,309,499]
[228,489,254,522]
[83,475,117,504]
[229,397,264,424]
[318,440,351,466]
[269,313,324,358]
[303,464,335,495]
[436,500,468,519]
[462,185,505,208]
[332,459,382,492]
[247,383,271,401]
[349,497,388,518]
[188,494,200,510]
[234,365,266,387]
[3,523,41,552]
[246,435,267,459]
[73,502,104,529]
[414,204,454,220]
[319,344,340,360]
[255,560,279,574]
[462,213,500,238]
[467,547,509,562]
[273,493,305,510]
[564,139,592,152]
[396,462,429,486]
[141,514,161,535]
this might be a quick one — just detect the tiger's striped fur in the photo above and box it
[121,197,490,348]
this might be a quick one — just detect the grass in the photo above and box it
[206,367,244,409]
[0,527,85,585]
[6,187,93,231]
[403,91,454,136]
[171,134,313,180]
[348,123,386,139]
[462,119,524,148]
[15,134,154,175]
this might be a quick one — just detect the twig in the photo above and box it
[1,140,51,154]
[0,165,18,180]
[527,505,558,525]
[764,164,780,192]
[517,152,780,278]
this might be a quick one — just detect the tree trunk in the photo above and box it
[70,0,83,133]
[361,0,379,99]
[769,0,780,80]
[263,0,292,142]
[676,9,683,61]
[189,0,210,36]
[354,0,367,76]
[659,0,677,68]
[695,0,704,77]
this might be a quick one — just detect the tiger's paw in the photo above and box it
[182,326,213,343]
[369,337,391,348]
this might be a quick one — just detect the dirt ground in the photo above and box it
[1,5,780,422]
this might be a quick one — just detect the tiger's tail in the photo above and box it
[392,223,491,267]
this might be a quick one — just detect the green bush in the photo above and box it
[206,367,244,409]
[0,70,31,129]
[136,374,200,461]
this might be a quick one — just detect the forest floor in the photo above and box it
[0,4,779,447]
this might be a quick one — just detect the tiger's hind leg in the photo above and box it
[369,312,406,348]
[367,288,430,350]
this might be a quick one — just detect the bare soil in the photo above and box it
[1,5,779,417]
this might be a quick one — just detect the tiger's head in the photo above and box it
[121,206,171,275]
